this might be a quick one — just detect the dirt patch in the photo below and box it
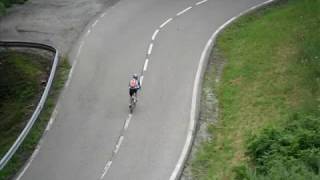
[0,0,119,55]
[181,46,225,180]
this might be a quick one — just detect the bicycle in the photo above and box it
[129,92,137,113]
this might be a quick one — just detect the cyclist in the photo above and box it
[129,74,141,102]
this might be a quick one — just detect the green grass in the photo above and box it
[191,0,320,179]
[0,51,49,158]
[0,52,70,180]
[0,0,27,15]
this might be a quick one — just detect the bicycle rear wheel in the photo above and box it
[129,96,135,113]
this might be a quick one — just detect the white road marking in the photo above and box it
[100,161,112,179]
[176,6,192,16]
[65,60,78,87]
[114,136,124,154]
[92,20,98,28]
[124,114,132,130]
[195,0,208,6]
[140,76,144,85]
[100,12,106,18]
[85,29,91,37]
[16,145,41,180]
[76,41,84,58]
[148,43,153,55]
[152,29,160,40]
[169,1,276,179]
[99,114,132,179]
[45,109,58,131]
[160,18,173,28]
[143,59,149,71]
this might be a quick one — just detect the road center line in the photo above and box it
[160,18,173,28]
[176,6,192,16]
[114,136,124,154]
[92,20,98,28]
[100,12,106,18]
[124,114,132,130]
[152,29,160,40]
[143,59,149,71]
[195,0,208,6]
[85,29,91,37]
[147,43,153,55]
[100,161,112,179]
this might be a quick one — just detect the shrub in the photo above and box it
[240,112,320,178]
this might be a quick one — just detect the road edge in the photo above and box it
[169,0,277,179]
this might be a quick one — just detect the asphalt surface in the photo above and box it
[0,0,118,54]
[18,0,267,179]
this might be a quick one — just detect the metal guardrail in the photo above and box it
[0,41,59,170]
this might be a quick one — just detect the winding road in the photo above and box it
[17,0,268,179]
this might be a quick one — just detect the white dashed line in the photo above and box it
[100,12,106,18]
[176,6,192,16]
[100,161,112,179]
[152,29,160,41]
[147,43,153,55]
[160,18,173,28]
[124,114,132,130]
[143,59,149,71]
[195,0,208,6]
[92,20,98,28]
[114,136,124,154]
[85,29,91,37]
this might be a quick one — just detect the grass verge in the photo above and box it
[0,51,49,158]
[0,0,27,15]
[0,51,70,180]
[191,0,320,179]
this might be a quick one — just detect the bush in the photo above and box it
[0,2,5,15]
[238,112,320,178]
[235,161,320,180]
[0,0,27,12]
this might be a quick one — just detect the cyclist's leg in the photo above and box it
[133,89,138,102]
[129,89,134,104]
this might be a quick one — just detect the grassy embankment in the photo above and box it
[192,0,320,179]
[0,0,27,15]
[0,51,70,180]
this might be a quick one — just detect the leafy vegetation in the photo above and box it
[0,51,70,180]
[192,0,320,179]
[0,0,27,15]
[0,51,49,158]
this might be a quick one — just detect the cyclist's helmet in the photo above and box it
[133,74,138,80]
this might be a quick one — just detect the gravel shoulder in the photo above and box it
[0,0,119,55]
[181,47,224,180]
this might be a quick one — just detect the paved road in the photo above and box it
[19,0,266,179]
